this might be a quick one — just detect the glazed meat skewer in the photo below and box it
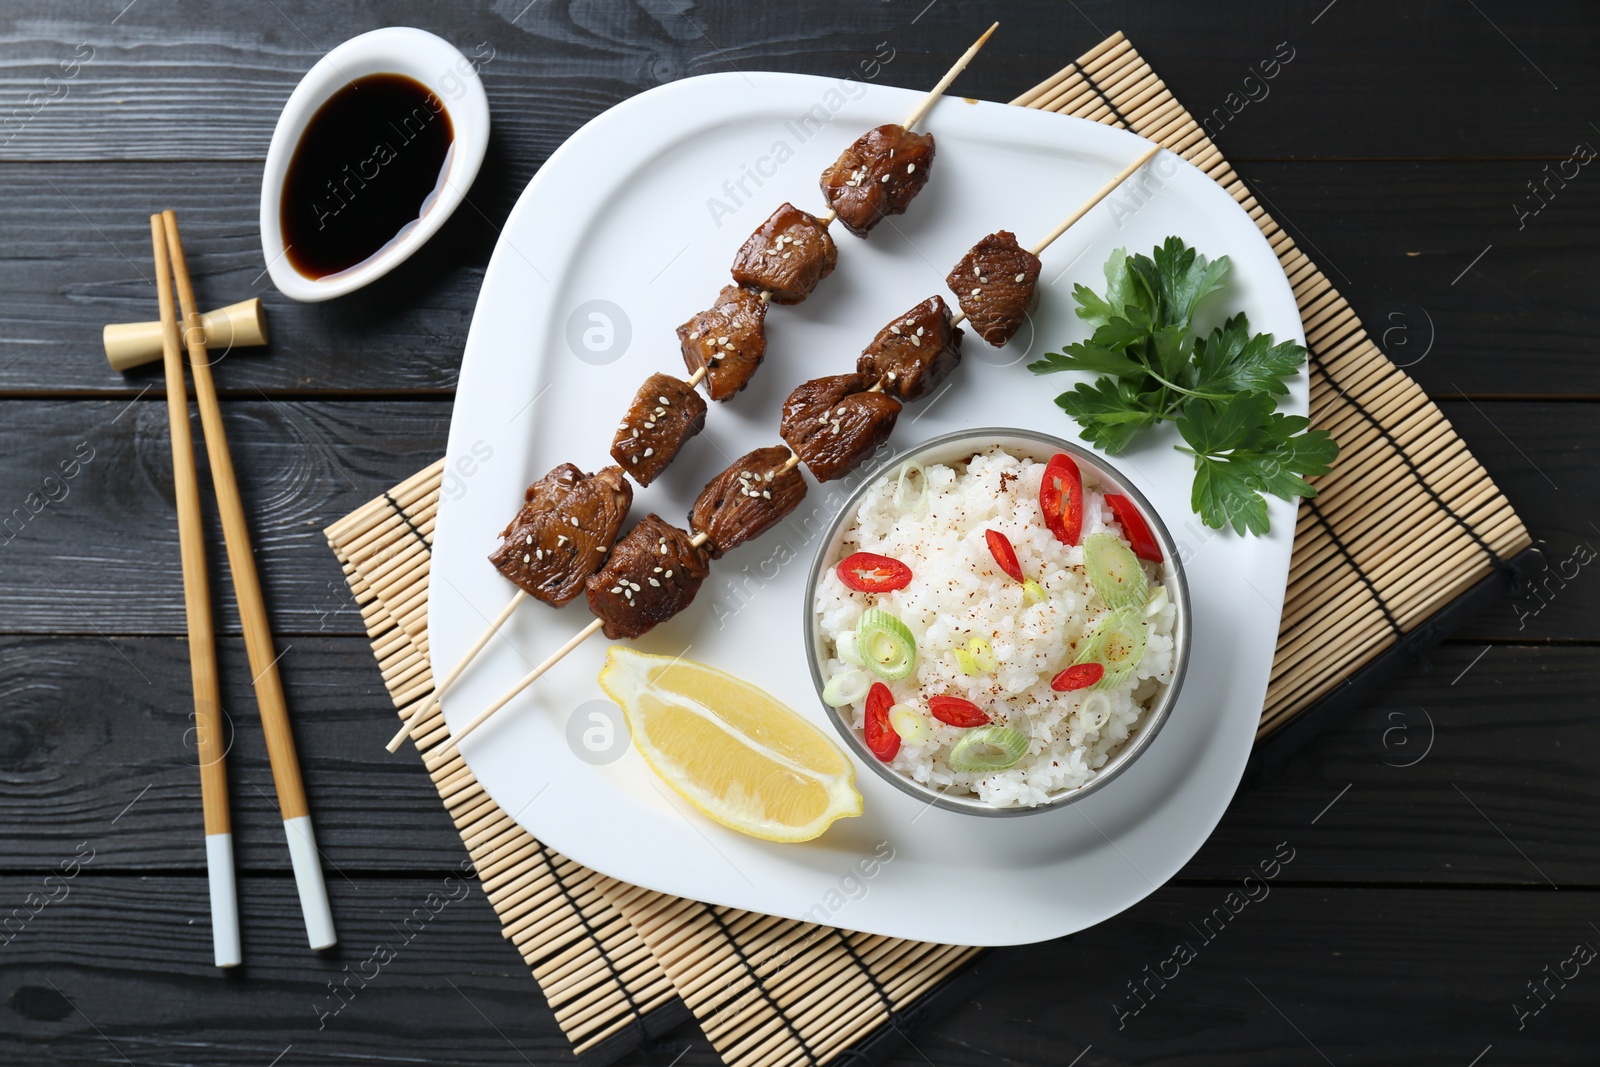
[423,144,1165,762]
[611,23,1002,475]
[388,28,1000,753]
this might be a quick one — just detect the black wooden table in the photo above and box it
[2,2,1596,1064]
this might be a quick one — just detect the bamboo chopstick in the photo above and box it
[161,210,336,952]
[150,214,240,969]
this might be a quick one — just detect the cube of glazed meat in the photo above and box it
[677,284,767,402]
[611,372,708,486]
[488,464,632,607]
[585,514,713,641]
[729,203,838,304]
[819,124,936,238]
[780,373,902,483]
[945,230,1041,346]
[856,295,963,402]
[689,446,808,559]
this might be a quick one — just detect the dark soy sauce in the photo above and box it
[280,73,454,279]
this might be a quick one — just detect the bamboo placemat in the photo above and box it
[322,31,1530,1066]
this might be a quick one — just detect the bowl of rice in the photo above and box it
[805,428,1191,816]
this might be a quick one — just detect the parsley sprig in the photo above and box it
[1028,237,1338,535]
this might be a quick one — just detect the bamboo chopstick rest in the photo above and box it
[103,298,268,372]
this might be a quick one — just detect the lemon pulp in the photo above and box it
[598,647,862,842]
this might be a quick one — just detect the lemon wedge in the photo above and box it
[598,647,863,842]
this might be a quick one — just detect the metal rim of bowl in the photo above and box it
[801,427,1193,818]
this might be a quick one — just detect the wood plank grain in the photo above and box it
[1435,400,1599,642]
[1184,642,1600,885]
[0,874,599,1066]
[0,398,449,637]
[4,877,1596,1066]
[0,1,1592,163]
[921,886,1600,1067]
[1238,161,1600,400]
[0,398,1586,642]
[0,636,466,872]
[3,396,1585,639]
[0,162,495,395]
[3,159,1597,398]
[4,637,1598,887]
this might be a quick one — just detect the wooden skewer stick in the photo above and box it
[902,22,999,133]
[670,25,1000,408]
[801,25,995,234]
[385,588,528,752]
[426,617,606,761]
[422,28,1013,761]
[161,210,337,952]
[433,141,1170,751]
[149,215,241,971]
[1027,142,1163,257]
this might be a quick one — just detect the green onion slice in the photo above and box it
[835,630,864,666]
[894,461,928,513]
[1076,691,1112,731]
[889,704,930,744]
[948,725,1030,773]
[952,636,997,676]
[1073,607,1149,689]
[857,608,918,681]
[1022,578,1047,604]
[821,669,870,707]
[1083,531,1148,611]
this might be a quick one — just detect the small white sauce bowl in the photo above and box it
[259,27,491,302]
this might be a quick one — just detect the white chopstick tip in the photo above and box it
[284,816,338,951]
[206,833,242,968]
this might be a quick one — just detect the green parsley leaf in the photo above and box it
[1177,397,1339,534]
[1073,247,1140,329]
[1190,314,1307,398]
[1053,378,1161,455]
[1191,456,1272,536]
[1127,236,1231,329]
[1027,340,1146,380]
[1032,238,1339,535]
[1176,392,1274,454]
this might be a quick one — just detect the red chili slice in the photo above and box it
[1105,494,1164,563]
[928,695,991,728]
[984,529,1024,583]
[1050,662,1105,692]
[863,682,900,761]
[1040,453,1084,546]
[837,551,913,593]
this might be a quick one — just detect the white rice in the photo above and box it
[814,447,1176,808]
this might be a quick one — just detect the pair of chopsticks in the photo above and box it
[149,211,336,966]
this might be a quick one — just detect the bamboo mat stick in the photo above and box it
[150,215,240,970]
[162,210,336,952]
